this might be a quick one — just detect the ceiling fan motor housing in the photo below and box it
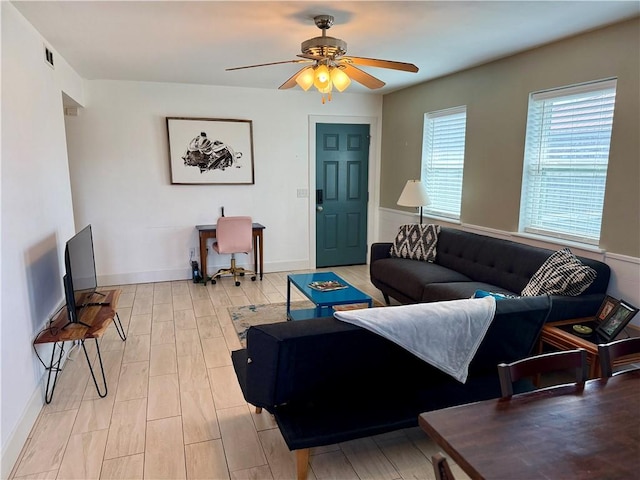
[301,36,347,58]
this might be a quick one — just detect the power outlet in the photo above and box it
[189,247,196,259]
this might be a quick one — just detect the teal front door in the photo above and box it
[316,123,370,267]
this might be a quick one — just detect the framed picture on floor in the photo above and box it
[166,117,255,185]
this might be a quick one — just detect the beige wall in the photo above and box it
[381,17,639,257]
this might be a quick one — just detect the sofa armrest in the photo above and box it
[546,293,605,322]
[370,242,393,264]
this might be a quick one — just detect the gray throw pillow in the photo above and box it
[521,247,597,296]
[390,224,440,262]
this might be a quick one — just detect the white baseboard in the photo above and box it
[1,380,44,480]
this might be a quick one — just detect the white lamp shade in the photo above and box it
[397,180,431,207]
[295,67,315,91]
[330,67,351,92]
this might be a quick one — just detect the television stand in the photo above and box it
[33,289,126,403]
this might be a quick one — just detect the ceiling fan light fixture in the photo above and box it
[330,67,351,92]
[313,64,331,90]
[295,67,315,91]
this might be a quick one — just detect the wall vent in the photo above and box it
[44,45,54,68]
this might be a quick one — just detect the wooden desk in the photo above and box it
[539,318,640,378]
[196,223,265,284]
[419,370,640,480]
[33,289,126,403]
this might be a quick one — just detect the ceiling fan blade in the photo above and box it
[226,59,310,71]
[279,66,309,90]
[342,56,419,73]
[342,64,385,89]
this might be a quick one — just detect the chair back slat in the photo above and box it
[498,349,588,398]
[598,337,640,377]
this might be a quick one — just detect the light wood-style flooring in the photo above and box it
[10,265,471,480]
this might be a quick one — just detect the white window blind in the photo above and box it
[519,79,617,245]
[421,106,467,220]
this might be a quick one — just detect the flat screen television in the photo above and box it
[63,224,108,328]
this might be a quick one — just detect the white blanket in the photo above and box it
[333,296,496,383]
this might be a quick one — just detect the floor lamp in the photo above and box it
[397,180,431,224]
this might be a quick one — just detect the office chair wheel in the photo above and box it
[210,279,217,285]
[240,272,245,277]
[235,281,241,287]
[251,276,256,281]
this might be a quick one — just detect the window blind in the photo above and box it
[519,79,617,245]
[421,106,467,220]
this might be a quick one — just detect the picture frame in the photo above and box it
[166,117,254,185]
[595,295,620,323]
[596,300,639,341]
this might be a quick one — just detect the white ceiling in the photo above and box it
[12,1,640,95]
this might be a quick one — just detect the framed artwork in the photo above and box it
[595,295,620,323]
[596,300,639,341]
[166,117,254,185]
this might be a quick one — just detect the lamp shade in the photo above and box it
[330,67,351,92]
[397,180,431,207]
[313,65,331,90]
[295,67,315,91]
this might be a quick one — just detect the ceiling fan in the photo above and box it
[226,15,419,101]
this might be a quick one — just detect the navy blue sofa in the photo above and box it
[231,295,551,479]
[370,227,610,322]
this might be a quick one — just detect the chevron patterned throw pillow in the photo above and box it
[390,224,440,262]
[521,247,597,296]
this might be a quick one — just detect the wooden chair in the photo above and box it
[498,349,588,398]
[432,453,456,480]
[597,337,640,377]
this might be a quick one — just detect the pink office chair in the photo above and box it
[210,216,256,287]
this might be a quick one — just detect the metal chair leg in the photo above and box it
[82,338,108,398]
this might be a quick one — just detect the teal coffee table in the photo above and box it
[286,272,373,321]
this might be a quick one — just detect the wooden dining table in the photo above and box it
[419,369,640,479]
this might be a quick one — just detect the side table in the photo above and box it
[33,289,126,403]
[539,317,640,378]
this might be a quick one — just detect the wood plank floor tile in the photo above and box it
[115,361,149,402]
[217,406,266,472]
[83,349,123,401]
[128,314,152,336]
[309,450,359,480]
[56,429,108,479]
[72,396,115,434]
[171,281,190,296]
[177,354,209,393]
[256,428,298,480]
[104,398,147,460]
[152,303,174,323]
[373,433,433,480]
[172,294,193,312]
[192,298,215,317]
[132,296,153,315]
[195,315,223,339]
[175,328,202,357]
[230,465,275,480]
[12,469,58,479]
[100,453,144,480]
[122,334,150,364]
[151,320,175,345]
[175,309,197,330]
[185,439,229,480]
[117,292,135,308]
[153,287,173,305]
[147,374,180,420]
[181,388,220,444]
[149,343,177,376]
[201,336,232,369]
[339,437,400,480]
[144,416,186,480]
[14,410,77,477]
[208,366,246,409]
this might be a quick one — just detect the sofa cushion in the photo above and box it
[390,224,440,262]
[521,248,597,296]
[372,258,471,301]
[421,281,517,303]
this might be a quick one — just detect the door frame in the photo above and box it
[308,115,380,269]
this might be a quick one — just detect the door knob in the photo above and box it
[316,206,324,212]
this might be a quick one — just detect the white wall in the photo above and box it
[1,3,85,476]
[64,81,382,285]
